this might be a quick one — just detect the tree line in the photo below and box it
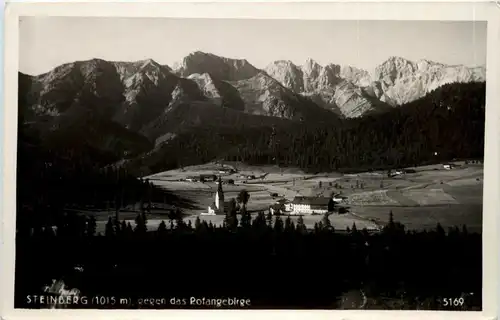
[15,208,481,310]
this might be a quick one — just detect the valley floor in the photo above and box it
[87,161,483,234]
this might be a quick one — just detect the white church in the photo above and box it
[204,176,231,215]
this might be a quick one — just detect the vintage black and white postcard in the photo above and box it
[1,2,499,320]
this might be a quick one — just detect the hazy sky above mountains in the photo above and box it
[19,17,487,76]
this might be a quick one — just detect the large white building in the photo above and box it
[291,196,335,215]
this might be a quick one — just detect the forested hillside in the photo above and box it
[16,116,189,231]
[126,81,485,175]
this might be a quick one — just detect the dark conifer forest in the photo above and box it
[15,210,481,310]
[127,82,485,175]
[14,81,484,310]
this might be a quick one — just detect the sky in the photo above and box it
[19,17,487,76]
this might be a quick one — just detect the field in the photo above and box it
[90,161,483,234]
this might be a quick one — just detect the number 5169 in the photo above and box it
[442,297,465,307]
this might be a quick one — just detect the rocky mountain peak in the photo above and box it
[21,52,486,128]
[374,56,418,86]
[385,56,412,65]
[137,58,161,69]
[339,65,371,87]
[301,60,342,92]
[302,58,322,78]
[187,73,219,97]
[239,71,284,89]
[76,58,115,77]
[372,56,486,105]
[265,60,304,93]
[174,51,260,81]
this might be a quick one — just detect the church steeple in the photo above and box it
[217,175,224,195]
[215,175,225,211]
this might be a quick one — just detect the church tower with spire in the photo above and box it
[215,175,225,211]
[205,175,227,215]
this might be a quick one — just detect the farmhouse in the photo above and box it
[199,174,217,182]
[332,194,348,204]
[443,163,457,170]
[269,199,292,215]
[275,199,292,212]
[388,170,404,177]
[269,203,283,215]
[291,196,335,215]
[218,168,235,174]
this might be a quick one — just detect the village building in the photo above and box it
[388,169,404,177]
[269,203,283,215]
[269,199,292,215]
[274,198,292,212]
[291,196,335,215]
[205,176,231,215]
[443,163,457,170]
[218,167,236,174]
[199,174,217,182]
[332,194,348,204]
[394,170,404,176]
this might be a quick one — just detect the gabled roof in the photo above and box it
[292,196,332,206]
[332,193,348,198]
[275,198,290,204]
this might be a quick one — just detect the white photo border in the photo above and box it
[1,1,499,320]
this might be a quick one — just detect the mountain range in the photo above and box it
[264,56,484,117]
[20,51,486,121]
[18,51,486,173]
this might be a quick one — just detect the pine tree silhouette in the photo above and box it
[105,217,114,237]
[321,213,332,230]
[274,215,284,233]
[240,207,252,229]
[86,216,97,237]
[134,213,147,234]
[157,220,167,234]
[296,215,307,234]
[351,222,358,233]
[194,216,202,231]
